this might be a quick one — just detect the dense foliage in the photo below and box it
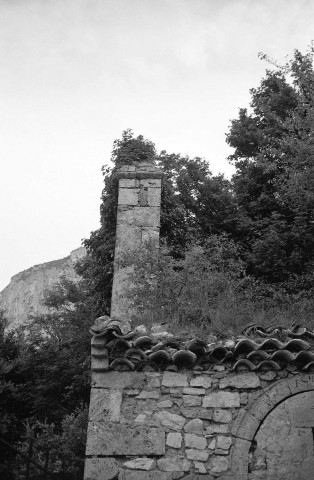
[226,48,314,292]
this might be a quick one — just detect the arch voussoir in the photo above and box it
[229,374,314,479]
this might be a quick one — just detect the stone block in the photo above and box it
[157,458,190,472]
[154,411,186,431]
[216,435,232,450]
[203,392,240,408]
[119,206,161,227]
[91,371,145,390]
[212,409,232,424]
[231,408,259,440]
[183,475,214,480]
[119,471,168,480]
[194,461,207,474]
[118,188,140,206]
[139,178,162,189]
[123,458,156,470]
[184,418,204,434]
[166,432,182,448]
[190,376,212,388]
[157,400,173,408]
[89,388,122,423]
[86,423,165,456]
[185,433,207,450]
[147,377,161,388]
[119,178,137,188]
[181,408,213,420]
[219,373,260,389]
[209,456,229,473]
[229,437,250,477]
[84,457,118,480]
[186,449,209,461]
[147,188,161,206]
[162,372,188,387]
[206,424,229,434]
[183,395,202,406]
[136,390,160,399]
[207,437,216,449]
[183,388,206,396]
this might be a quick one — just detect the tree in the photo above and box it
[226,47,314,291]
[80,129,235,317]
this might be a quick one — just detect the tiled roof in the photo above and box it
[90,316,314,373]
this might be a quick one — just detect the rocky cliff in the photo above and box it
[0,247,86,329]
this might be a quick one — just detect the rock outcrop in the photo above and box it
[0,247,86,329]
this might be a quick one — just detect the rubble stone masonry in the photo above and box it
[84,369,314,480]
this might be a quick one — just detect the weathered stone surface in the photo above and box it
[219,373,260,390]
[147,377,161,388]
[183,475,214,480]
[125,389,140,396]
[84,457,118,480]
[166,432,182,448]
[136,390,160,400]
[194,461,207,474]
[184,419,204,434]
[231,408,259,440]
[239,392,248,404]
[206,424,229,434]
[123,458,156,471]
[118,187,139,205]
[213,409,232,424]
[203,392,240,408]
[183,387,206,396]
[216,435,232,450]
[157,400,173,408]
[185,433,207,450]
[86,423,165,455]
[157,458,190,472]
[181,408,213,420]
[169,388,183,396]
[119,471,168,480]
[118,206,161,227]
[190,376,212,388]
[248,390,314,480]
[209,456,229,473]
[0,247,86,329]
[215,448,229,455]
[92,371,145,389]
[207,437,216,449]
[154,411,186,431]
[183,395,202,406]
[89,388,122,423]
[186,448,209,461]
[162,372,188,387]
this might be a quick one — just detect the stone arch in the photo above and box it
[228,373,314,479]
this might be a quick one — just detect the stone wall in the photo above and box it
[84,367,314,480]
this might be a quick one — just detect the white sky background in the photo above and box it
[0,0,313,290]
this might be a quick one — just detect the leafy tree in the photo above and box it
[80,130,235,316]
[227,47,314,291]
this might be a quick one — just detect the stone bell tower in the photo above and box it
[110,161,163,321]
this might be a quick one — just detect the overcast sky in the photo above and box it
[0,0,313,290]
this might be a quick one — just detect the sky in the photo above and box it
[0,0,313,290]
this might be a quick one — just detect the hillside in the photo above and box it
[0,247,86,329]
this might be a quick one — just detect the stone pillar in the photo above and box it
[110,161,162,321]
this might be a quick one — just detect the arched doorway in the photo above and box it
[230,374,314,479]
